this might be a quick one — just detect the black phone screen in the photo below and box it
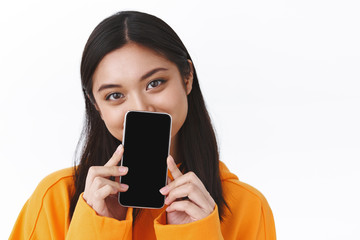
[118,111,172,208]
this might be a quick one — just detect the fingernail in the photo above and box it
[119,166,128,173]
[121,184,129,191]
[159,186,168,195]
[116,144,123,153]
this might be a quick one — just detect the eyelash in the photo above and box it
[105,92,124,101]
[146,79,166,90]
[105,79,166,101]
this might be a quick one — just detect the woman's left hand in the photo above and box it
[159,155,216,225]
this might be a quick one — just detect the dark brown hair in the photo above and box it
[70,10,228,222]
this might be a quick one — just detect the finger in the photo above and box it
[94,184,118,201]
[92,183,127,207]
[105,144,124,167]
[160,177,172,193]
[166,200,208,222]
[167,155,182,179]
[90,176,129,194]
[164,182,213,212]
[86,165,128,184]
[160,171,205,196]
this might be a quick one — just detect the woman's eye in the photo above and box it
[106,92,124,101]
[147,79,165,90]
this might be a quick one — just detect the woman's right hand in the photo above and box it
[83,144,129,220]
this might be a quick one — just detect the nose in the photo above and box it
[129,93,155,112]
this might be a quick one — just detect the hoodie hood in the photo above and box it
[219,161,239,182]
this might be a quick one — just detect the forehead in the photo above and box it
[92,43,178,86]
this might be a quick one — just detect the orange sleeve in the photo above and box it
[153,180,276,240]
[153,205,224,240]
[9,174,73,239]
[66,193,133,240]
[220,179,276,239]
[9,169,134,240]
[9,199,34,240]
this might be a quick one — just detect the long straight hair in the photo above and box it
[70,11,228,222]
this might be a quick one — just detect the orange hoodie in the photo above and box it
[10,161,276,239]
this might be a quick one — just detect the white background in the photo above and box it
[1,0,359,239]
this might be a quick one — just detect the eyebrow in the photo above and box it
[97,67,168,92]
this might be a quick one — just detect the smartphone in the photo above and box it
[118,111,172,209]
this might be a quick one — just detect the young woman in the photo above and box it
[10,11,276,239]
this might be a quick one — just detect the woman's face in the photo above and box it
[91,43,193,147]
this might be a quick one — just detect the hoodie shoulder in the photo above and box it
[219,161,269,204]
[218,162,276,239]
[35,167,75,195]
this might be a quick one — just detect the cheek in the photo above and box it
[100,107,127,142]
[170,98,188,138]
[156,89,188,137]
